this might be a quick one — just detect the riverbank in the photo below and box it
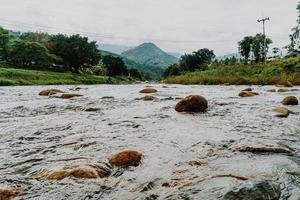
[0,67,132,86]
[164,56,300,85]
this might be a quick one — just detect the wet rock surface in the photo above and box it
[175,95,208,112]
[282,96,299,105]
[223,180,281,200]
[0,84,300,199]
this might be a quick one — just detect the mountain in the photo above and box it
[99,44,133,55]
[100,50,164,79]
[121,43,179,68]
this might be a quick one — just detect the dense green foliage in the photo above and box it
[48,34,101,73]
[0,27,145,82]
[164,56,300,85]
[164,48,215,77]
[102,55,128,76]
[8,41,56,69]
[238,34,272,63]
[0,66,131,86]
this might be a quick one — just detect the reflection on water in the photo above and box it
[0,84,299,199]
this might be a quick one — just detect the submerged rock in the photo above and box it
[109,150,142,167]
[277,88,289,93]
[143,95,158,101]
[267,89,276,92]
[175,95,208,113]
[0,187,24,200]
[38,89,65,96]
[233,145,291,154]
[139,88,158,94]
[282,96,299,105]
[34,164,111,180]
[60,93,83,99]
[238,91,259,97]
[223,180,281,200]
[242,88,252,92]
[272,107,290,118]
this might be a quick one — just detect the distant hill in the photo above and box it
[121,43,179,69]
[100,50,164,79]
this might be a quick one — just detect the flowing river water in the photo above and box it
[0,84,300,200]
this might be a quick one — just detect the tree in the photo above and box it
[163,64,182,77]
[252,33,272,63]
[49,34,101,73]
[102,55,128,76]
[8,41,56,69]
[179,48,215,71]
[0,27,14,61]
[238,36,253,62]
[286,2,300,55]
[238,34,272,63]
[128,68,142,79]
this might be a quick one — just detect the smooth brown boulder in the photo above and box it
[139,88,157,94]
[109,150,142,167]
[0,188,24,200]
[39,89,65,96]
[143,95,157,101]
[282,96,299,105]
[242,88,252,92]
[175,95,208,113]
[238,91,259,97]
[272,107,290,118]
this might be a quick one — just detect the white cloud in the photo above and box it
[0,0,298,55]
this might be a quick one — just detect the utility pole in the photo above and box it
[257,17,270,62]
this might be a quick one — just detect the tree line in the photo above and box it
[0,28,143,79]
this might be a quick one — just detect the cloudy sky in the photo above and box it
[0,0,298,55]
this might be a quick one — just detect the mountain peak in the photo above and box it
[121,43,179,68]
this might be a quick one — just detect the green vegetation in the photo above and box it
[164,56,300,85]
[0,67,131,86]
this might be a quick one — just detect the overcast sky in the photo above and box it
[0,0,298,55]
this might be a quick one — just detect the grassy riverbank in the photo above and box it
[0,67,132,86]
[164,56,300,85]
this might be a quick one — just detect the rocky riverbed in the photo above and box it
[0,84,299,200]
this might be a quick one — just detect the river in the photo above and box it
[0,84,299,199]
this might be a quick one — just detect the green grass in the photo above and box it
[164,56,300,85]
[0,67,132,86]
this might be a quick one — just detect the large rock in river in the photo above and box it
[175,95,208,113]
[109,150,142,167]
[282,96,298,105]
[223,180,281,200]
[139,88,157,94]
[272,107,290,118]
[239,91,259,97]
